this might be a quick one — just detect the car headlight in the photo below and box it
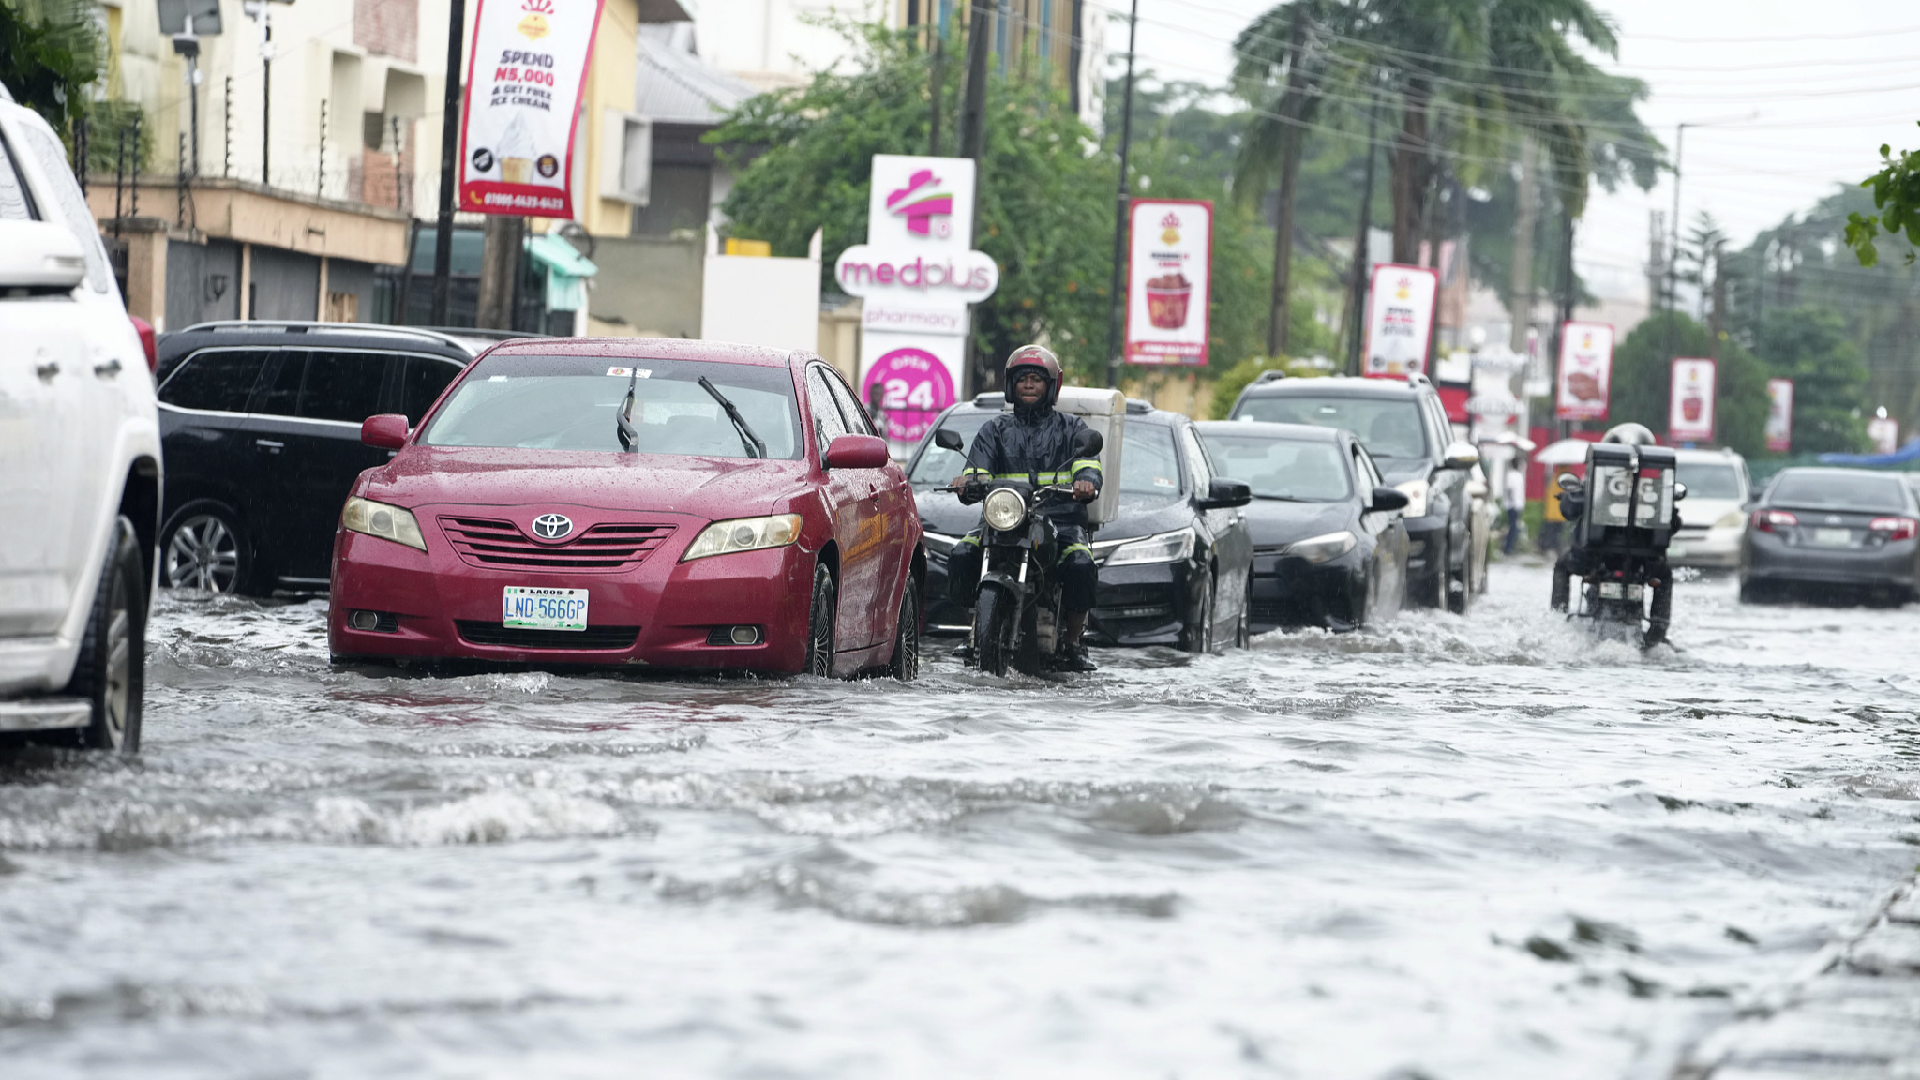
[1714,510,1745,529]
[1283,530,1357,564]
[1395,478,1430,518]
[341,497,427,551]
[982,487,1027,532]
[681,514,804,561]
[1104,529,1196,566]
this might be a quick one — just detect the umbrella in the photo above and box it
[1534,438,1592,466]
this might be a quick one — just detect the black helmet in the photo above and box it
[1602,423,1657,447]
[1004,344,1062,407]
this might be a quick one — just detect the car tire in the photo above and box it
[885,579,921,681]
[1233,578,1252,649]
[161,500,258,595]
[1447,556,1471,615]
[804,562,837,677]
[972,581,1016,677]
[1181,571,1214,654]
[65,516,145,754]
[1738,578,1770,605]
[1416,535,1448,609]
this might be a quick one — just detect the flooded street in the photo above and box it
[4,562,1919,1079]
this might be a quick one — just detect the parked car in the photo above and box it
[1740,467,1920,605]
[154,322,480,594]
[328,339,924,677]
[1229,373,1480,613]
[910,395,1254,652]
[1192,421,1409,632]
[0,86,162,752]
[1670,447,1751,570]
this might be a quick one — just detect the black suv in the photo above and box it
[154,322,483,594]
[1230,373,1479,612]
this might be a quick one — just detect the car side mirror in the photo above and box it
[361,413,410,450]
[1443,442,1480,470]
[1200,477,1252,510]
[1073,428,1104,458]
[933,428,964,453]
[0,220,87,292]
[1674,482,1688,502]
[825,433,890,470]
[1369,486,1410,512]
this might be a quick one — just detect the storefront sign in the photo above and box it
[1555,321,1613,421]
[458,0,606,218]
[832,248,999,300]
[1125,199,1213,366]
[1363,264,1438,378]
[1765,379,1793,453]
[859,344,958,444]
[1669,358,1717,443]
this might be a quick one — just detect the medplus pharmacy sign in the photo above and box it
[458,0,606,218]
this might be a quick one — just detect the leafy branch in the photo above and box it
[1844,125,1920,267]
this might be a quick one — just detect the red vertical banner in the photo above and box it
[1669,358,1717,444]
[1765,379,1793,452]
[458,0,608,218]
[1362,264,1438,378]
[1125,199,1213,366]
[1555,321,1613,421]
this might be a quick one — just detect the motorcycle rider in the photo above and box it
[1550,422,1679,623]
[947,345,1104,672]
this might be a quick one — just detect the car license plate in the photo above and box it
[1812,528,1852,547]
[501,587,589,631]
[1597,582,1644,600]
[1668,543,1688,558]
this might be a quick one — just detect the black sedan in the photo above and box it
[1741,467,1920,605]
[910,396,1255,652]
[1194,421,1410,632]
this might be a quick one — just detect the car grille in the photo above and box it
[438,516,676,572]
[454,621,640,650]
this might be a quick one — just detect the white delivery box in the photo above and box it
[1053,387,1126,527]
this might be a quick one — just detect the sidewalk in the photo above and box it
[1672,873,1920,1078]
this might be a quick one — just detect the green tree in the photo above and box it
[1611,310,1767,457]
[1844,123,1920,267]
[0,0,103,138]
[1752,306,1870,455]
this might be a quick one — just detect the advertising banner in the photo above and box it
[1869,416,1901,455]
[1555,321,1614,421]
[458,0,607,218]
[1363,264,1438,378]
[1669,357,1717,443]
[1125,199,1213,366]
[859,337,963,444]
[1765,379,1794,453]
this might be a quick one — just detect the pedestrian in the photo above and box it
[1503,463,1527,556]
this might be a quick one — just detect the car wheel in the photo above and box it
[1233,578,1252,649]
[1181,571,1214,654]
[65,517,145,754]
[885,579,921,681]
[1738,578,1769,605]
[804,562,837,677]
[1447,556,1471,615]
[1416,535,1448,609]
[161,500,256,594]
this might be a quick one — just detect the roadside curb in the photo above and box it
[1671,870,1920,1078]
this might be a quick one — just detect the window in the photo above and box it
[1675,461,1743,500]
[600,111,651,204]
[1238,396,1428,461]
[398,355,465,425]
[158,350,267,413]
[806,368,850,456]
[822,368,879,437]
[1769,472,1910,514]
[0,130,35,221]
[299,352,390,423]
[907,409,993,486]
[256,353,306,416]
[17,122,110,293]
[1198,433,1352,502]
[1179,427,1212,495]
[1118,420,1182,499]
[1355,444,1385,492]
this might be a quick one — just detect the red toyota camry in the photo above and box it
[327,339,923,678]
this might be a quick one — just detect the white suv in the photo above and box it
[0,87,162,752]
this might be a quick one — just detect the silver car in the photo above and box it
[1669,448,1750,569]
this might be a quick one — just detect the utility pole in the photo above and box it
[1344,89,1381,376]
[928,11,944,156]
[957,0,992,391]
[1663,121,1687,372]
[1508,136,1537,353]
[242,1,275,187]
[1266,4,1309,358]
[431,0,470,326]
[1549,201,1575,436]
[1101,0,1139,388]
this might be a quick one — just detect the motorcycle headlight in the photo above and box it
[1395,478,1430,518]
[1104,529,1196,566]
[1283,530,1357,564]
[681,514,804,561]
[982,488,1028,532]
[341,497,427,551]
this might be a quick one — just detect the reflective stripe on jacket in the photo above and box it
[962,405,1102,525]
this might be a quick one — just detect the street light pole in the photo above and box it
[1102,0,1139,389]
[430,0,469,326]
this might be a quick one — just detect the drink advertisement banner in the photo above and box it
[1765,378,1794,452]
[1125,199,1212,366]
[1363,264,1438,378]
[458,0,607,218]
[1555,321,1613,421]
[1869,416,1900,455]
[1669,358,1717,443]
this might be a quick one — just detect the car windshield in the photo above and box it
[908,409,996,485]
[1677,461,1743,500]
[1199,434,1351,502]
[1236,396,1427,460]
[1120,419,1183,500]
[421,354,801,458]
[1769,472,1910,513]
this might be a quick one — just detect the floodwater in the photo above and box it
[4,563,1919,1079]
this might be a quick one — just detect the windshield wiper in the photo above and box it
[617,367,640,452]
[698,376,766,459]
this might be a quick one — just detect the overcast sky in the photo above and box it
[1108,0,1920,302]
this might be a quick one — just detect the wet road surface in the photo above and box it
[4,562,1919,1078]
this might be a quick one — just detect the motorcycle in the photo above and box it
[933,427,1103,676]
[1549,442,1686,648]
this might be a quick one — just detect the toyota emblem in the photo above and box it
[531,513,573,540]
